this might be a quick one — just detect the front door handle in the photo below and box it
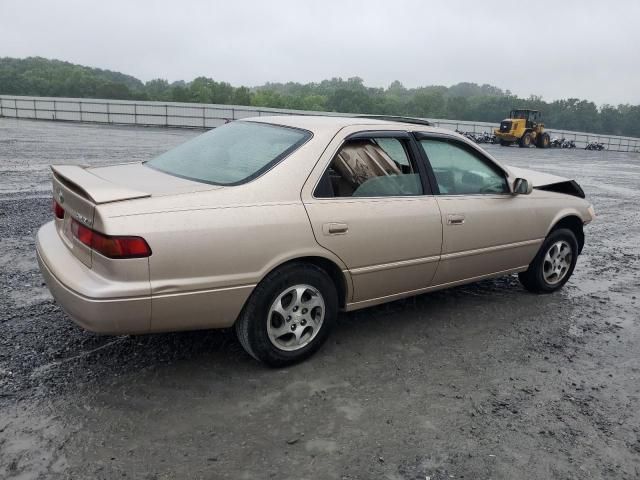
[447,214,465,225]
[323,222,349,235]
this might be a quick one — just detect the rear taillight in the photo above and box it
[70,219,151,259]
[53,200,65,219]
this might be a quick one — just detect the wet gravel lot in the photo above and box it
[1,118,639,479]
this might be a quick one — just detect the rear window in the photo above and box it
[146,121,311,185]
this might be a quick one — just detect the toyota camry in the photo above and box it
[36,116,595,365]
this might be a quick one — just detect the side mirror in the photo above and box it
[513,178,533,195]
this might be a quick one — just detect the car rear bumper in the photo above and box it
[37,221,253,334]
[36,221,151,334]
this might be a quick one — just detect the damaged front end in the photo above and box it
[535,180,585,198]
[507,166,585,199]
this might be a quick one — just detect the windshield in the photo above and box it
[146,121,311,185]
[510,110,538,121]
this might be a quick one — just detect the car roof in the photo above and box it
[243,114,452,136]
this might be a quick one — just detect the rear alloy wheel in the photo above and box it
[518,228,578,293]
[235,263,337,366]
[519,132,533,148]
[267,284,325,351]
[537,133,550,148]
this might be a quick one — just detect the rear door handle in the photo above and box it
[323,222,349,235]
[447,214,465,225]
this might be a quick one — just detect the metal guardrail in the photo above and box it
[1,95,639,152]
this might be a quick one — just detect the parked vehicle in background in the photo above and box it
[585,141,605,151]
[550,136,563,148]
[455,130,497,145]
[36,116,595,366]
[495,109,550,148]
[550,137,577,149]
[477,131,498,144]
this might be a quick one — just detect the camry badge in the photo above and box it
[75,212,92,226]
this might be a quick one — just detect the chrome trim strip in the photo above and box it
[350,255,440,275]
[151,283,256,299]
[348,239,541,276]
[441,238,543,261]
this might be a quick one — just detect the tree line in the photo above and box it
[1,57,639,137]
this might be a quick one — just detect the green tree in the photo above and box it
[145,79,170,100]
[2,56,640,137]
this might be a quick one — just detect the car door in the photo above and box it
[415,133,543,286]
[302,128,443,306]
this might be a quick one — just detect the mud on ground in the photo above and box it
[1,118,639,479]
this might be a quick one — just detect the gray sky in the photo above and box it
[2,0,638,105]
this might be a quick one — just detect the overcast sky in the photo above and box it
[1,0,638,105]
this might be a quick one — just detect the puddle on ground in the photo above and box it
[0,404,70,480]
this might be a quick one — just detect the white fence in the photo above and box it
[1,94,639,152]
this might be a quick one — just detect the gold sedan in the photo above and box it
[36,116,594,365]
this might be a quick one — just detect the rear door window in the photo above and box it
[315,137,423,198]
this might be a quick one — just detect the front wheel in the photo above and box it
[518,228,579,293]
[235,263,338,366]
[537,133,550,148]
[519,132,533,148]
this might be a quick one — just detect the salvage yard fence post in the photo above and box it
[1,94,639,152]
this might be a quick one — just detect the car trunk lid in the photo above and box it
[51,163,222,268]
[52,165,153,268]
[88,162,223,196]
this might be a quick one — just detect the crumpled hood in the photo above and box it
[506,165,585,199]
[506,166,570,187]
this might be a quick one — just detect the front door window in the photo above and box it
[419,139,509,195]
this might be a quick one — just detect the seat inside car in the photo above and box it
[460,170,486,193]
[352,174,421,196]
[434,169,455,194]
[331,141,401,195]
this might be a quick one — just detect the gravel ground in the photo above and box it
[1,117,639,479]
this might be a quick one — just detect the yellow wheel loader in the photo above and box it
[494,109,550,148]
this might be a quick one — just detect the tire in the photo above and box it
[235,262,338,366]
[519,132,533,148]
[518,228,579,293]
[499,140,511,146]
[536,133,550,148]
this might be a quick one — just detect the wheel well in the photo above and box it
[551,215,585,253]
[273,257,348,308]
